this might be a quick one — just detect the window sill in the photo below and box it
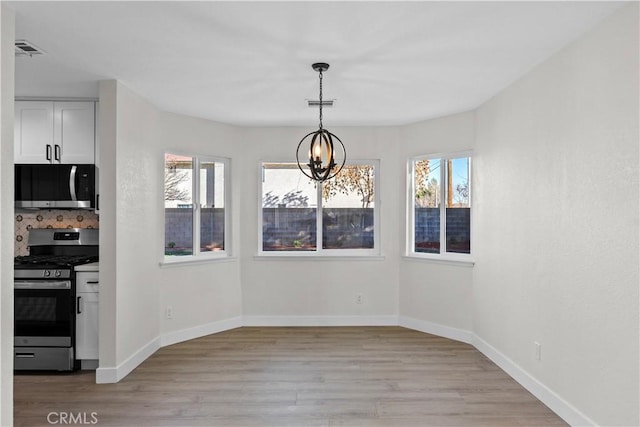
[401,255,474,268]
[160,256,237,268]
[254,254,385,261]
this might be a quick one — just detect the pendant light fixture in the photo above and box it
[296,63,346,182]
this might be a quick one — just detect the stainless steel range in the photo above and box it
[14,228,98,371]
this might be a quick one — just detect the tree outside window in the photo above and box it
[410,154,471,256]
[164,153,229,259]
[261,162,379,254]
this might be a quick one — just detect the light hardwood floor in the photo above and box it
[14,327,567,426]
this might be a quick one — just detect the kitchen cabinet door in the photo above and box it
[15,100,96,164]
[54,102,96,164]
[14,101,55,164]
[76,291,99,360]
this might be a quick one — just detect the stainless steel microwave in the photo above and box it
[15,164,96,209]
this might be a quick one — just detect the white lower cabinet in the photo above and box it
[76,272,99,362]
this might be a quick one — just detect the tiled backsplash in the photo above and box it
[15,210,99,256]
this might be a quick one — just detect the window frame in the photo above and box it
[258,159,381,257]
[162,152,231,265]
[407,151,472,263]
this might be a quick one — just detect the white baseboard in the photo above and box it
[397,316,594,426]
[96,315,396,383]
[96,335,161,384]
[242,315,399,327]
[473,335,596,427]
[93,313,593,427]
[160,316,243,347]
[96,317,243,383]
[398,315,473,344]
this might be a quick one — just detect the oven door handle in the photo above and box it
[15,353,36,359]
[14,280,71,290]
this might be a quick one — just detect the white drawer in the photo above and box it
[76,272,99,293]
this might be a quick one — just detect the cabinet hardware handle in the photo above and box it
[86,281,99,284]
[54,144,61,161]
[46,145,52,161]
[77,296,82,314]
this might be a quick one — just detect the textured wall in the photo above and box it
[473,4,639,425]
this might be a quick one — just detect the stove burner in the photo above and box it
[14,254,99,268]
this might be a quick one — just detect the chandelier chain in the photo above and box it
[318,69,323,130]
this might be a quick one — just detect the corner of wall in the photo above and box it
[0,4,15,426]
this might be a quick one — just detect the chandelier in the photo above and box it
[296,63,346,182]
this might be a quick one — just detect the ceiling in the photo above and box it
[9,1,623,127]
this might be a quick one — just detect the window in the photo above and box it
[408,153,471,259]
[164,153,229,260]
[260,161,379,255]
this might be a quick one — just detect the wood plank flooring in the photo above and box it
[14,327,567,426]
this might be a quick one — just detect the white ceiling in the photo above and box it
[9,1,623,127]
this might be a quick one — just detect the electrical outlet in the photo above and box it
[356,294,364,305]
[534,341,541,361]
[165,306,173,320]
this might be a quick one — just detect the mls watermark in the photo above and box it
[47,412,98,425]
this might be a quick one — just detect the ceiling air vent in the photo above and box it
[15,40,46,57]
[307,99,334,108]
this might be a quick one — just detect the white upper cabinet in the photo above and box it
[15,100,95,164]
[14,101,54,163]
[54,102,96,164]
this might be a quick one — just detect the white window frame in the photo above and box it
[258,159,381,257]
[162,153,231,265]
[407,151,472,263]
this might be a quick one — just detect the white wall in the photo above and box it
[0,5,14,426]
[156,112,243,340]
[97,81,117,369]
[239,126,401,322]
[473,4,639,426]
[398,112,475,337]
[97,81,162,378]
[97,81,244,381]
[112,83,163,364]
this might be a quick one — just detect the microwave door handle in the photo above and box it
[69,166,77,202]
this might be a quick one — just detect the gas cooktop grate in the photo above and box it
[14,255,99,267]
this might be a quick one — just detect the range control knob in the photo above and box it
[43,270,51,277]
[55,270,62,278]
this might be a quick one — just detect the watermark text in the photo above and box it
[47,412,98,425]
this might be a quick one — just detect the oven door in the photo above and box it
[14,280,73,347]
